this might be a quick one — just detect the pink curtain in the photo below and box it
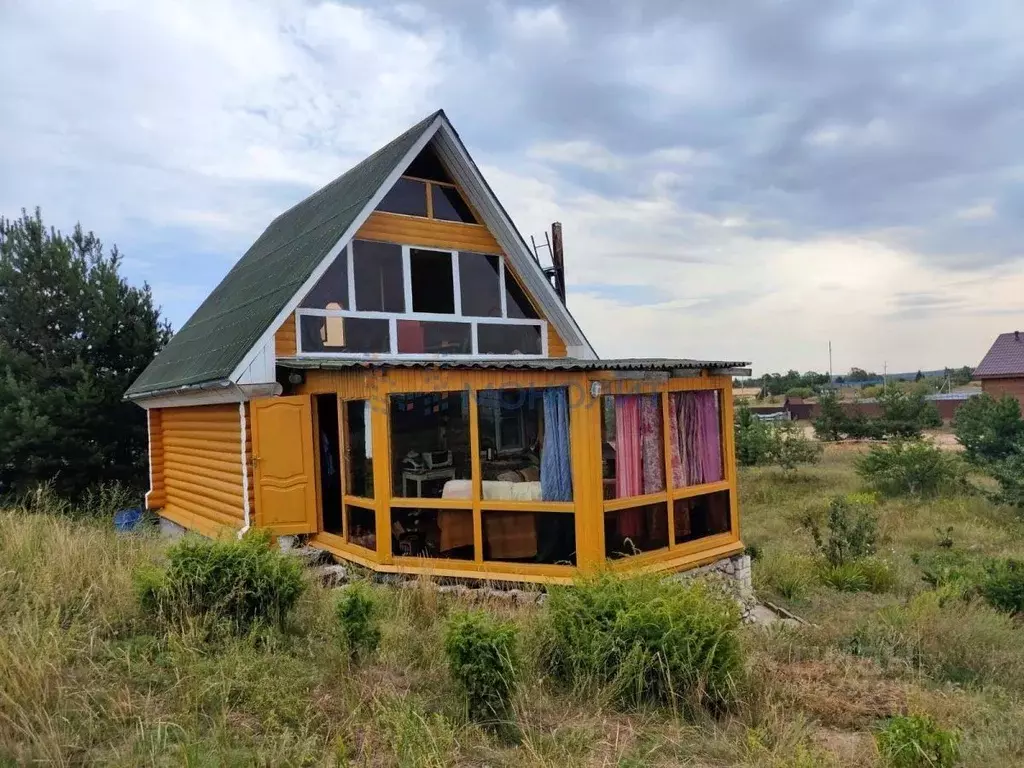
[672,391,724,486]
[639,394,664,494]
[668,395,685,487]
[615,395,642,498]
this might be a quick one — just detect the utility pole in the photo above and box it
[828,340,833,386]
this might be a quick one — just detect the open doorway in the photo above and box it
[315,394,342,534]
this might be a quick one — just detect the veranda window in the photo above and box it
[601,388,731,561]
[386,386,575,568]
[294,241,547,358]
[342,399,376,552]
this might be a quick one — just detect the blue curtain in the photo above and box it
[541,388,573,501]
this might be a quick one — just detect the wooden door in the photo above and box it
[251,396,318,535]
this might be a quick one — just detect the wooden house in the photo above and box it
[127,110,750,584]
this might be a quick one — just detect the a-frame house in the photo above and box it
[127,110,749,583]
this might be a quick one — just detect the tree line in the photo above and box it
[0,209,170,500]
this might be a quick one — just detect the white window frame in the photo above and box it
[295,241,548,359]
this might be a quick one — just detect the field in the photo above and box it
[2,446,1024,766]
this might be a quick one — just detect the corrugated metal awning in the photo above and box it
[276,357,751,373]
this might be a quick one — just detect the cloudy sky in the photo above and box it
[2,0,1023,375]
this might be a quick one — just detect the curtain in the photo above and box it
[614,395,642,498]
[667,394,685,487]
[639,394,664,494]
[671,391,723,486]
[540,388,573,502]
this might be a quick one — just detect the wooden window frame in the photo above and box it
[295,241,548,360]
[600,386,735,565]
[384,386,577,572]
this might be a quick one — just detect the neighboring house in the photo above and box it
[974,331,1024,408]
[126,110,750,584]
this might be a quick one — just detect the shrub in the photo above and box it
[953,393,1024,464]
[134,529,305,631]
[542,575,742,713]
[978,557,1024,615]
[875,714,960,768]
[989,451,1024,508]
[735,406,773,466]
[443,610,518,724]
[335,582,381,660]
[856,439,965,497]
[879,388,942,431]
[912,550,984,594]
[813,389,846,441]
[802,493,879,567]
[766,420,821,476]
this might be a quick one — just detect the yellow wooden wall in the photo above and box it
[146,409,166,508]
[151,404,246,538]
[273,211,569,358]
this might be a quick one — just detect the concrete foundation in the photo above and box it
[158,516,187,540]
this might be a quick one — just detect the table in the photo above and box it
[402,467,457,497]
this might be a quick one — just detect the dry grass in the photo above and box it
[2,447,1024,765]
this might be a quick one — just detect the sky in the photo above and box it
[2,0,1023,376]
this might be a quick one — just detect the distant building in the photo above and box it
[974,331,1024,408]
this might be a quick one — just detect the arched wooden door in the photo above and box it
[251,396,318,535]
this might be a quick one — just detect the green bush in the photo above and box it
[813,389,846,441]
[542,575,742,713]
[335,582,381,660]
[443,610,518,724]
[979,557,1024,615]
[134,529,305,631]
[802,493,879,567]
[856,439,965,497]
[989,451,1024,508]
[754,551,817,600]
[879,388,942,430]
[767,421,821,476]
[875,714,960,768]
[913,550,984,594]
[953,393,1024,464]
[735,406,773,466]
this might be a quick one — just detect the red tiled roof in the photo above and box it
[975,331,1024,378]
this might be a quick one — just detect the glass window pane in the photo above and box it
[458,252,502,317]
[301,253,348,310]
[391,507,474,560]
[600,394,665,499]
[604,502,669,559]
[668,391,724,486]
[410,248,455,314]
[674,491,731,544]
[405,144,453,183]
[317,394,342,534]
[344,400,373,498]
[353,240,404,313]
[397,320,471,355]
[390,391,471,499]
[504,266,540,319]
[346,505,376,551]
[432,184,477,223]
[298,315,389,353]
[477,387,572,501]
[377,177,428,217]
[483,511,576,565]
[477,323,542,355]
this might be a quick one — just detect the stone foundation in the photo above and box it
[666,553,755,621]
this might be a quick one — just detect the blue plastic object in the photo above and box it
[114,507,144,532]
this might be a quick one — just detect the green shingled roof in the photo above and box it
[126,110,441,398]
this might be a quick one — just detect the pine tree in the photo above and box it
[0,209,172,498]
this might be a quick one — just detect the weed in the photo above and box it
[875,714,959,768]
[978,557,1024,615]
[754,551,817,601]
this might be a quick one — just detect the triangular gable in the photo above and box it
[128,110,594,400]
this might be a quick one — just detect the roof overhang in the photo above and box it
[125,380,282,409]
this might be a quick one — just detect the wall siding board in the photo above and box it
[157,404,246,535]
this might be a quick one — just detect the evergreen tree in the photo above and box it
[0,209,171,498]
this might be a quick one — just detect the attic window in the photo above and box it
[432,185,476,223]
[378,178,428,217]
[405,144,453,183]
